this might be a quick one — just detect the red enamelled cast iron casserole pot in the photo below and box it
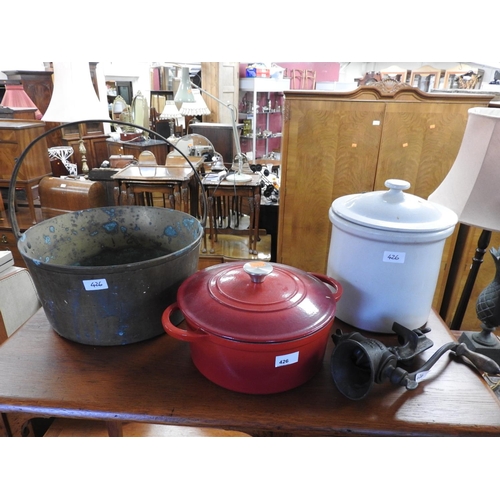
[162,261,343,394]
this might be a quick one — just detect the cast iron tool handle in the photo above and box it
[394,342,500,390]
[451,342,500,374]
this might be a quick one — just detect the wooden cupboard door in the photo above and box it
[278,99,385,273]
[0,123,51,181]
[65,136,110,171]
[0,141,18,180]
[375,102,471,199]
[20,128,52,181]
[92,136,111,168]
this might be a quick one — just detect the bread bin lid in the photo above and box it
[175,261,339,343]
[331,179,458,232]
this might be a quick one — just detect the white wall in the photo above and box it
[0,62,47,80]
[99,62,152,97]
[339,62,500,88]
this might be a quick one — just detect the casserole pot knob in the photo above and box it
[243,261,273,283]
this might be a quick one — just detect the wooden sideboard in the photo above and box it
[0,205,35,268]
[277,82,494,324]
[0,120,52,223]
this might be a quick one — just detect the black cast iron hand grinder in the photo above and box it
[330,322,500,400]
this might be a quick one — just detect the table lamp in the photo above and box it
[160,100,183,143]
[179,89,211,118]
[178,88,211,137]
[42,62,109,174]
[160,100,182,119]
[174,66,251,183]
[428,107,500,363]
[0,83,42,119]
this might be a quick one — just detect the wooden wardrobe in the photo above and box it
[277,81,493,324]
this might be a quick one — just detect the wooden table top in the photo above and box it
[1,308,499,436]
[202,172,261,188]
[112,156,205,183]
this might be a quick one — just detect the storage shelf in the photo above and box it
[239,79,287,160]
[241,133,282,140]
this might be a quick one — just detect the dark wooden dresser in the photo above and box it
[0,120,52,224]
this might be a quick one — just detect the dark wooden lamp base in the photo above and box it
[459,327,500,365]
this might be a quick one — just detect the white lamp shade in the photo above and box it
[179,89,211,116]
[173,66,195,105]
[160,100,182,119]
[428,107,500,233]
[42,62,109,122]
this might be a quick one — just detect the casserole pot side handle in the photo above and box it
[310,274,343,302]
[162,303,207,343]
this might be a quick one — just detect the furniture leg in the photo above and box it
[118,183,129,205]
[233,196,241,228]
[254,191,261,254]
[1,412,12,437]
[207,195,216,253]
[181,183,189,213]
[248,194,255,253]
[173,187,181,210]
[106,420,124,437]
[168,192,175,209]
[18,185,37,224]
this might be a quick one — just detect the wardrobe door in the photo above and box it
[375,101,471,199]
[278,97,385,273]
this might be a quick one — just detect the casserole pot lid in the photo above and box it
[332,179,458,232]
[176,261,338,343]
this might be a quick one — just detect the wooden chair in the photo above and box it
[303,70,316,90]
[443,64,474,89]
[380,65,408,83]
[290,69,303,89]
[410,65,442,90]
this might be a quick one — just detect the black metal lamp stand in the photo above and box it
[457,240,500,365]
